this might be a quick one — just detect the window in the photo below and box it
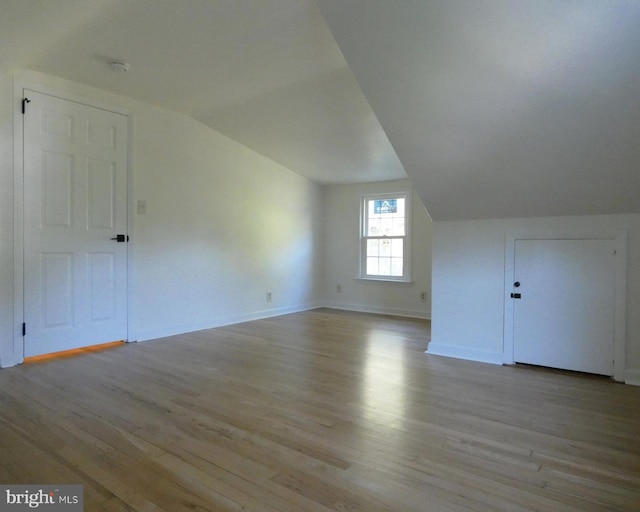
[360,193,410,281]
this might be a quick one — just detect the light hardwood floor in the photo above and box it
[1,309,639,511]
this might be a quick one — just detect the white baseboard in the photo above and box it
[426,342,503,365]
[133,302,322,342]
[322,301,430,320]
[135,301,429,342]
[625,369,640,386]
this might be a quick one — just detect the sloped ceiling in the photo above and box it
[2,1,639,220]
[0,0,406,185]
[317,0,640,220]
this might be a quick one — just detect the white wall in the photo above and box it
[323,180,433,318]
[430,215,640,383]
[133,105,324,340]
[0,70,324,366]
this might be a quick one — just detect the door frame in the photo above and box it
[503,229,627,382]
[12,78,135,366]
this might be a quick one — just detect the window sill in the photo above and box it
[355,276,413,284]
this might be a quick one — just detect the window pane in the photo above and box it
[391,238,403,257]
[379,258,391,276]
[390,258,403,276]
[381,218,393,236]
[366,257,379,275]
[372,199,397,215]
[367,239,379,256]
[392,217,405,236]
[367,218,381,236]
[380,239,391,256]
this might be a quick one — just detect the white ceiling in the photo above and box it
[317,0,640,220]
[2,1,640,220]
[0,0,406,185]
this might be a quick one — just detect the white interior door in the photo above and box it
[23,90,128,357]
[513,238,616,376]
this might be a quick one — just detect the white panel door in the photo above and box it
[513,239,616,376]
[23,90,128,357]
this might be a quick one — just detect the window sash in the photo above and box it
[363,236,406,277]
[364,198,406,237]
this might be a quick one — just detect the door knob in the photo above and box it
[514,281,521,288]
[110,234,128,242]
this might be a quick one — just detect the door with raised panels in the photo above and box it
[23,90,128,357]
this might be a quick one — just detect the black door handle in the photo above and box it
[511,293,521,299]
[110,234,128,242]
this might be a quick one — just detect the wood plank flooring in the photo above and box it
[1,308,639,511]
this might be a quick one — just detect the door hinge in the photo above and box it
[21,97,31,114]
[22,323,26,336]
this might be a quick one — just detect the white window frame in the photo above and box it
[359,192,411,282]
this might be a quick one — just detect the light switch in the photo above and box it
[137,200,147,214]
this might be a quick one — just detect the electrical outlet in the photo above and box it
[137,199,147,214]
[420,291,427,302]
[266,291,272,302]
[336,283,342,293]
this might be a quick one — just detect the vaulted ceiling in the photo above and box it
[2,0,639,220]
[316,0,640,220]
[0,0,406,185]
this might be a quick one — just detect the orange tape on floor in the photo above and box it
[23,340,125,364]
